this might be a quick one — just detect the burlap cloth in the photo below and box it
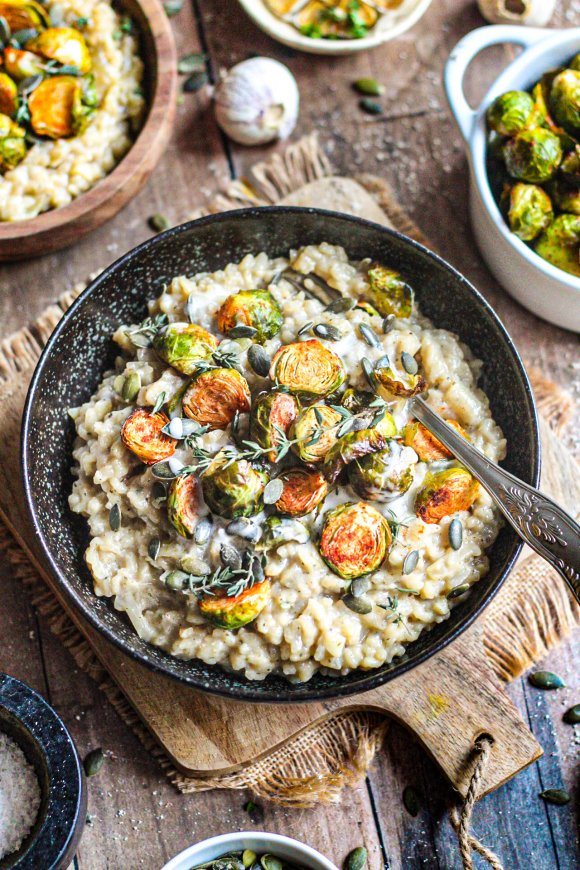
[1,135,578,818]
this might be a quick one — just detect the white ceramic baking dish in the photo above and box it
[162,832,339,870]
[445,25,580,333]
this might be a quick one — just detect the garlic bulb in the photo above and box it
[477,0,556,27]
[214,57,299,146]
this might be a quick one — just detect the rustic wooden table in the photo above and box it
[1,1,578,867]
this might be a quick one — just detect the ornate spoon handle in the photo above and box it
[412,397,580,603]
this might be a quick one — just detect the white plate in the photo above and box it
[162,832,339,870]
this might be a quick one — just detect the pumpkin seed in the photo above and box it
[353,77,384,97]
[313,323,341,341]
[194,516,213,545]
[359,98,382,115]
[183,71,208,93]
[403,785,420,816]
[12,27,37,46]
[148,537,161,561]
[401,351,418,375]
[165,570,188,590]
[109,503,121,532]
[563,704,580,724]
[359,323,381,348]
[152,462,177,480]
[344,846,367,870]
[263,478,284,505]
[181,556,211,575]
[350,577,370,598]
[448,518,463,550]
[0,16,11,44]
[152,391,166,415]
[361,357,377,389]
[447,583,469,600]
[121,371,141,402]
[247,344,271,377]
[403,549,419,574]
[164,0,183,15]
[148,213,169,232]
[83,747,105,777]
[228,324,258,339]
[243,852,257,869]
[375,353,390,371]
[382,314,396,333]
[539,788,570,805]
[529,671,565,690]
[297,321,313,336]
[261,857,283,870]
[220,543,242,569]
[325,297,355,314]
[151,481,167,503]
[18,74,42,95]
[342,593,372,614]
[178,52,206,74]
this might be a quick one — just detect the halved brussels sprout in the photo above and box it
[0,113,26,170]
[26,27,92,73]
[0,73,18,118]
[28,75,96,138]
[551,179,580,215]
[403,418,468,461]
[550,69,580,132]
[374,364,426,399]
[365,264,413,318]
[534,213,580,277]
[182,368,251,431]
[322,424,392,483]
[341,388,374,413]
[502,128,563,183]
[3,47,44,80]
[120,408,176,465]
[153,323,218,375]
[487,90,536,136]
[198,578,271,629]
[269,339,346,397]
[319,502,391,580]
[275,467,329,517]
[349,441,416,502]
[216,289,282,343]
[167,474,201,538]
[291,404,342,464]
[415,467,479,524]
[506,182,554,241]
[249,390,299,462]
[201,452,268,518]
[0,0,49,31]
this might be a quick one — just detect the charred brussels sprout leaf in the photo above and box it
[550,69,580,133]
[201,453,268,518]
[0,73,18,118]
[269,339,346,398]
[550,179,580,215]
[319,502,391,580]
[216,289,282,343]
[366,264,414,318]
[120,408,176,465]
[415,467,479,524]
[534,213,580,277]
[28,75,96,138]
[26,27,92,73]
[291,404,342,464]
[275,467,329,517]
[249,390,299,462]
[167,473,201,537]
[153,322,218,375]
[349,441,417,502]
[502,128,563,183]
[0,112,26,169]
[199,578,271,629]
[487,90,536,136]
[403,419,468,461]
[183,368,251,431]
[322,424,393,484]
[507,182,554,241]
[0,0,49,30]
[374,363,426,399]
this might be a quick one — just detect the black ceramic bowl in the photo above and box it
[21,207,540,703]
[0,674,86,869]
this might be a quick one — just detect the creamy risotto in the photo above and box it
[69,244,505,682]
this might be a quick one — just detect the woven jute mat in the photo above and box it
[1,136,578,833]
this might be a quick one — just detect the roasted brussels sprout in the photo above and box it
[502,128,563,183]
[415,467,479,524]
[28,75,97,138]
[3,47,44,80]
[120,408,176,465]
[487,90,536,136]
[290,404,342,464]
[167,474,201,538]
[153,323,218,375]
[249,390,299,462]
[182,368,251,431]
[270,339,346,398]
[534,213,580,277]
[0,73,18,118]
[550,180,580,215]
[505,182,554,241]
[0,0,50,30]
[201,453,268,518]
[294,0,379,39]
[216,289,282,343]
[365,264,413,318]
[550,69,580,132]
[275,467,329,517]
[403,418,468,461]
[0,113,26,170]
[349,441,416,502]
[319,502,391,580]
[26,27,92,74]
[374,364,426,399]
[323,424,391,483]
[198,578,271,629]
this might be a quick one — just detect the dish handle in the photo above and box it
[444,25,549,142]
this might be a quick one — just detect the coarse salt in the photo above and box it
[0,732,42,859]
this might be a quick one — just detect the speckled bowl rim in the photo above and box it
[21,206,541,703]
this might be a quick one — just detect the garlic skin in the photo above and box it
[477,0,556,27]
[214,57,299,146]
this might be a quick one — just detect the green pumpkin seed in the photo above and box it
[359,98,382,115]
[247,344,271,377]
[83,747,105,777]
[181,556,211,575]
[563,704,580,724]
[447,583,469,600]
[344,846,367,870]
[539,788,570,805]
[353,77,384,96]
[361,357,377,389]
[403,785,420,816]
[165,570,188,591]
[313,323,341,341]
[194,516,213,545]
[151,481,167,503]
[122,371,141,402]
[375,354,390,371]
[350,577,370,598]
[183,71,208,93]
[148,537,161,561]
[109,503,121,532]
[152,391,166,415]
[264,478,284,505]
[297,321,313,336]
[529,671,566,690]
[382,314,395,333]
[152,461,177,480]
[342,593,372,614]
[403,549,419,574]
[0,16,11,44]
[18,74,42,95]
[178,52,206,74]
[220,544,242,569]
[148,213,169,232]
[359,323,381,348]
[401,351,418,375]
[12,27,37,46]
[228,325,258,339]
[448,518,463,550]
[260,857,282,870]
[325,297,355,314]
[164,0,183,15]
[243,852,257,869]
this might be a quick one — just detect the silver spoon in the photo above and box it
[411,396,580,603]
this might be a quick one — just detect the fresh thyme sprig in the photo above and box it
[126,313,168,348]
[164,551,265,598]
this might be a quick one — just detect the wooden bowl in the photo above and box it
[0,0,177,262]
